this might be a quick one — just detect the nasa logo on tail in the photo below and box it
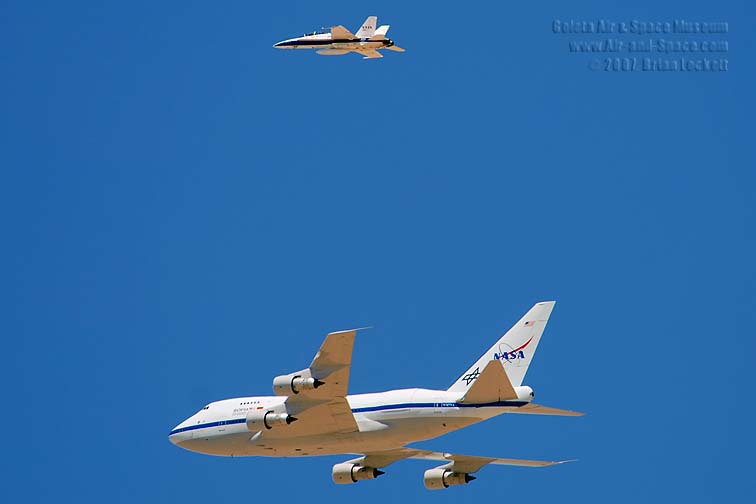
[493,335,534,364]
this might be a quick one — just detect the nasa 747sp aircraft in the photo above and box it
[273,16,405,59]
[169,301,583,490]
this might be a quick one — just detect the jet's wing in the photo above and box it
[331,25,355,39]
[316,49,349,56]
[357,49,383,59]
[346,447,573,471]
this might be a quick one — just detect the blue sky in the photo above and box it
[3,1,754,502]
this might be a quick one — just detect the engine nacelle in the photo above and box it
[423,468,476,490]
[246,410,298,430]
[272,372,325,396]
[514,385,535,402]
[332,462,385,484]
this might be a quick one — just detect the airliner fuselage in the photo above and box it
[169,388,531,457]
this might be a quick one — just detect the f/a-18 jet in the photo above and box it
[169,301,583,490]
[273,16,405,59]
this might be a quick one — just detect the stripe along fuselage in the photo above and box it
[273,33,395,51]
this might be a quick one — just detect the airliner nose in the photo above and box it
[168,428,181,446]
[273,41,284,48]
[168,422,192,446]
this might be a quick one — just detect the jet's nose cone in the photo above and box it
[273,41,284,48]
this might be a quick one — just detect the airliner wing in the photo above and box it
[282,398,358,435]
[407,451,573,472]
[273,329,361,400]
[265,329,363,435]
[331,25,355,39]
[306,328,357,398]
[349,447,573,471]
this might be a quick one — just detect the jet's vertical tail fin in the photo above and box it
[355,16,378,38]
[370,25,390,40]
[447,301,556,394]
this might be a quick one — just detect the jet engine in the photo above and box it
[272,373,324,396]
[423,467,476,490]
[332,462,385,484]
[246,410,298,430]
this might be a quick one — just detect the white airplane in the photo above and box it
[169,301,583,490]
[273,16,405,59]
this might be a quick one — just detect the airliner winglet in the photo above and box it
[169,301,583,490]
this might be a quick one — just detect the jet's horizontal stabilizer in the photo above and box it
[507,403,585,417]
[359,49,383,59]
[317,49,349,56]
[459,360,517,403]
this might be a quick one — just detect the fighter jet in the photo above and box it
[273,16,405,59]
